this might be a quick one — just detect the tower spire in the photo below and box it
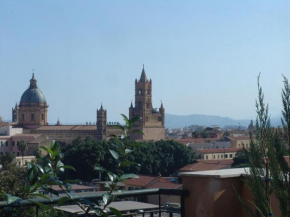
[139,64,147,82]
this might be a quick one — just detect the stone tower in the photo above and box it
[12,103,18,122]
[17,74,48,125]
[129,65,165,140]
[96,104,107,140]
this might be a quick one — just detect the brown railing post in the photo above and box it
[158,191,161,217]
[181,195,185,217]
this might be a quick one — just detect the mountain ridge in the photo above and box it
[165,113,281,129]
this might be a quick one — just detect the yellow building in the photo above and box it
[199,148,242,160]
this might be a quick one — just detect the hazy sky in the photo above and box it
[1,0,289,124]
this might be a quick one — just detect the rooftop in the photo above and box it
[179,167,249,178]
[179,160,233,172]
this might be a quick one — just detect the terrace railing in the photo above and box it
[0,188,190,217]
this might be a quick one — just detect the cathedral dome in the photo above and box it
[20,74,47,104]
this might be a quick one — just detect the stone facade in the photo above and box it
[129,66,165,140]
[96,105,107,140]
[15,74,48,126]
[13,68,165,143]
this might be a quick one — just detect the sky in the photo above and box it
[1,0,290,124]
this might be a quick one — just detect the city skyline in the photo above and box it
[1,1,289,124]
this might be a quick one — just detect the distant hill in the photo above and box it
[165,114,282,129]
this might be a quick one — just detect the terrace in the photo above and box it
[0,168,282,217]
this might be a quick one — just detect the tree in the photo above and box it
[201,130,208,142]
[192,131,199,142]
[17,140,27,165]
[0,152,15,170]
[63,139,195,179]
[237,75,290,217]
[231,149,249,168]
[63,138,107,181]
[223,130,230,137]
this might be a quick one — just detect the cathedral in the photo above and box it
[12,66,165,143]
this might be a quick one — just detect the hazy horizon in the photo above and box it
[1,1,289,124]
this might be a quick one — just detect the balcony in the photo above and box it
[0,188,189,217]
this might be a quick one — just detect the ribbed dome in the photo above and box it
[20,74,47,104]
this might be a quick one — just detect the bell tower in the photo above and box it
[96,104,107,140]
[129,65,165,140]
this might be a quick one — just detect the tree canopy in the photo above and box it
[63,138,195,181]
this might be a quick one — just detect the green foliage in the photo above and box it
[64,139,195,179]
[231,149,249,168]
[17,140,27,165]
[238,75,290,217]
[0,152,15,170]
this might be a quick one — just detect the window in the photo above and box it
[42,114,44,120]
[5,141,8,146]
[225,154,228,158]
[13,141,15,146]
[31,113,35,121]
[17,141,20,146]
[0,141,3,147]
[217,155,219,159]
[22,114,25,121]
[213,155,215,159]
[206,155,208,159]
[17,152,19,156]
[230,154,233,158]
[138,90,142,95]
[0,152,2,155]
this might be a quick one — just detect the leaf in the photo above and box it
[59,165,76,171]
[6,194,20,204]
[29,193,50,201]
[58,197,70,206]
[94,166,106,172]
[109,207,123,217]
[119,173,139,180]
[130,130,144,135]
[121,114,129,126]
[120,161,137,167]
[36,164,44,174]
[104,182,112,190]
[109,150,119,161]
[108,134,118,139]
[125,149,133,154]
[40,146,54,156]
[56,160,64,172]
[107,172,115,182]
[103,193,114,206]
[113,125,125,132]
[129,116,140,125]
[41,174,51,183]
[42,187,59,197]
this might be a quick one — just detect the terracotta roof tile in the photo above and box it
[125,175,157,187]
[147,182,182,189]
[178,160,233,172]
